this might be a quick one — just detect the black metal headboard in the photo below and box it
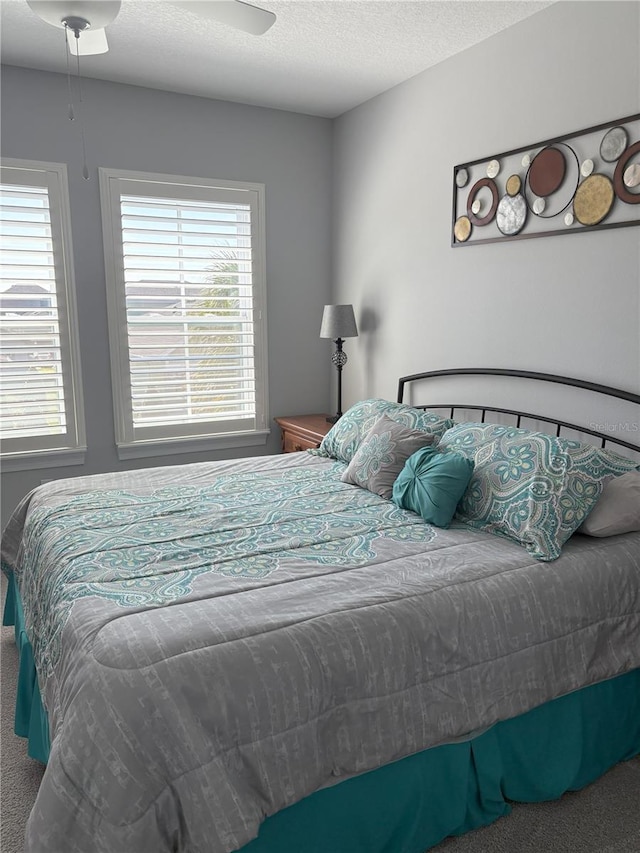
[397,368,640,454]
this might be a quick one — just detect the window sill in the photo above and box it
[1,447,87,473]
[116,430,270,461]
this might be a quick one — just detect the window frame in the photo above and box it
[98,167,269,459]
[0,158,86,472]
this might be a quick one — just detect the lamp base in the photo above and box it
[326,415,340,424]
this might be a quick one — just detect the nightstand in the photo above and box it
[274,414,333,453]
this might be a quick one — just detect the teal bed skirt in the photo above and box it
[4,571,640,853]
[3,572,50,764]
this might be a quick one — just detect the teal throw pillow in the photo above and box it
[438,423,640,561]
[341,415,438,499]
[319,399,453,464]
[392,446,474,528]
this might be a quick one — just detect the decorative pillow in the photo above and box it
[340,415,438,499]
[438,423,639,561]
[579,470,640,537]
[319,399,453,464]
[392,446,475,528]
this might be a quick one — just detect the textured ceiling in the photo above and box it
[0,0,554,117]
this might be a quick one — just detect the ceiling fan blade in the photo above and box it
[172,1,276,36]
[66,26,109,55]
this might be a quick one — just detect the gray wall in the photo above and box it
[3,1,640,524]
[1,66,333,525]
[333,1,640,420]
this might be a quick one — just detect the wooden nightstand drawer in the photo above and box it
[283,432,321,453]
[274,414,333,453]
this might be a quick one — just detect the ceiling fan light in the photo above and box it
[66,26,110,55]
[26,1,121,31]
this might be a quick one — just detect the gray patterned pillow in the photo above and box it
[341,415,438,499]
[319,399,453,464]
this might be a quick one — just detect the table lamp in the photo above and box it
[320,304,358,422]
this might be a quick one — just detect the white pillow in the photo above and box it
[579,470,640,537]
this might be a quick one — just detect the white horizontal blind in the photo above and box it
[100,170,268,450]
[0,161,85,461]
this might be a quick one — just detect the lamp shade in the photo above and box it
[320,304,358,340]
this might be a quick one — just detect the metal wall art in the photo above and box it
[452,113,640,247]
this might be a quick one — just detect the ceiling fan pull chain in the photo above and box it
[64,27,89,181]
[75,38,83,104]
[79,124,90,181]
[64,26,74,121]
[70,30,90,180]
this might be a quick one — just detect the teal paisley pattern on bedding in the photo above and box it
[15,462,437,681]
[318,399,453,463]
[439,423,639,561]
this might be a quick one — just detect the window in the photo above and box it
[99,168,268,459]
[0,159,85,471]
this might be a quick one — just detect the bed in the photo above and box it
[2,368,640,853]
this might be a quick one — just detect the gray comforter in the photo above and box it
[2,451,640,853]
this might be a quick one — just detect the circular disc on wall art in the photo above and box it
[614,141,640,204]
[487,159,501,179]
[522,153,531,168]
[456,168,469,188]
[496,193,528,236]
[471,199,482,215]
[466,178,499,226]
[506,174,522,196]
[600,126,628,162]
[524,142,579,219]
[573,174,614,225]
[528,146,566,197]
[454,215,472,242]
[624,163,640,188]
[580,158,594,178]
[532,197,546,215]
[564,211,574,226]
